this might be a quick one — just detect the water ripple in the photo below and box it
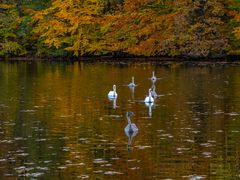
[135,145,152,150]
[93,159,108,164]
[104,171,123,175]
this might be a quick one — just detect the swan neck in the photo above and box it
[127,117,132,124]
[149,89,152,97]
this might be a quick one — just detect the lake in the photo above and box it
[0,60,240,179]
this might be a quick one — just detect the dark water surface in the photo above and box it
[0,61,240,179]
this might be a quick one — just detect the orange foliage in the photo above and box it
[124,0,150,11]
[104,0,177,56]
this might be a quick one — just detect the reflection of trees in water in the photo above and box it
[180,67,240,177]
[154,66,240,178]
[1,63,240,178]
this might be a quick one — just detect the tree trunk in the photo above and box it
[16,0,23,17]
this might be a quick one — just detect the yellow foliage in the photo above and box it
[235,13,240,22]
[31,0,104,56]
[0,4,14,10]
[234,27,240,38]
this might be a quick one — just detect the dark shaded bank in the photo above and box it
[0,54,240,63]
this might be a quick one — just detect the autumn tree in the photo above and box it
[228,0,240,37]
[226,0,240,55]
[32,0,107,57]
[104,0,177,56]
[173,0,229,58]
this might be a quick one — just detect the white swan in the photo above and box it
[108,84,117,99]
[144,89,154,103]
[128,76,136,88]
[124,111,138,133]
[150,71,157,82]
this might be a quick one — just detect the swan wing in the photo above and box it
[131,123,138,132]
[124,124,131,133]
[144,96,154,103]
[144,96,149,103]
[108,91,117,98]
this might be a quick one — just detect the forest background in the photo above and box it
[1,0,240,59]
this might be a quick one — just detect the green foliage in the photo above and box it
[0,3,27,57]
[226,0,240,55]
[22,0,50,10]
[0,41,26,56]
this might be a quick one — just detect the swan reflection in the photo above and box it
[128,86,135,99]
[108,97,117,109]
[145,102,154,117]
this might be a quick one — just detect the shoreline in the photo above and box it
[0,56,240,63]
